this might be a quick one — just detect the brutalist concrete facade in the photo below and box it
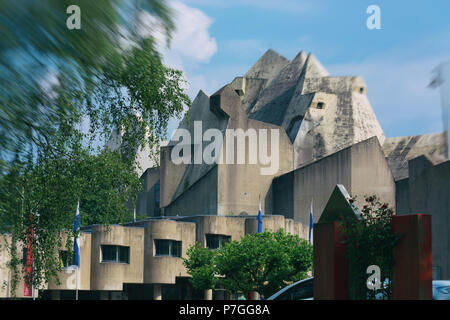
[0,215,305,300]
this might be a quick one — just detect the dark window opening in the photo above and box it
[101,245,130,263]
[59,250,76,268]
[206,234,231,250]
[316,102,324,109]
[287,116,303,142]
[359,87,365,94]
[154,182,160,216]
[22,248,27,267]
[155,240,182,257]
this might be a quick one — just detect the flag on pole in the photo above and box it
[309,199,313,245]
[73,201,80,267]
[24,213,34,297]
[257,195,263,233]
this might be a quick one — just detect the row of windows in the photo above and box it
[43,234,232,268]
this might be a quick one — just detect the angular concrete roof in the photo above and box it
[382,132,447,180]
[244,49,290,84]
[248,50,308,114]
[243,50,385,168]
[162,48,447,207]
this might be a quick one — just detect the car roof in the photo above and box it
[267,277,313,300]
[433,280,450,286]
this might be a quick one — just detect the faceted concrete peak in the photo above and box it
[292,50,308,64]
[318,184,361,224]
[195,89,210,99]
[210,84,245,119]
[244,49,290,82]
[302,53,330,79]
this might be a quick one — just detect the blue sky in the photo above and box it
[155,0,450,138]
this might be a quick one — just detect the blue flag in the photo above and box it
[73,201,80,267]
[309,199,313,244]
[257,196,263,233]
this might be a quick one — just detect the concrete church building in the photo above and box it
[1,49,448,300]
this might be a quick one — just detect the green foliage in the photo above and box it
[0,1,191,297]
[183,243,217,291]
[340,195,400,300]
[183,229,313,298]
[0,0,176,161]
[87,38,190,168]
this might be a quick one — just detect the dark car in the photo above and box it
[433,281,450,300]
[267,277,313,300]
[267,277,449,300]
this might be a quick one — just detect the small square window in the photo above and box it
[101,245,130,263]
[154,240,182,257]
[206,234,231,250]
[316,102,324,109]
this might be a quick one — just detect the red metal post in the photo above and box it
[391,214,432,300]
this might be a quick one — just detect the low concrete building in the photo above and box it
[0,215,305,300]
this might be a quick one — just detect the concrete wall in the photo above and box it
[273,136,396,226]
[396,156,450,280]
[211,85,293,216]
[143,220,196,284]
[136,168,160,217]
[350,135,396,210]
[162,85,293,217]
[163,166,218,216]
[90,225,145,291]
[1,214,309,299]
[0,234,46,298]
[178,215,308,246]
[218,117,293,216]
[160,90,228,211]
[292,76,385,169]
[47,232,91,291]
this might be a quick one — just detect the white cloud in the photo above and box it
[137,1,217,98]
[136,1,219,138]
[138,1,217,66]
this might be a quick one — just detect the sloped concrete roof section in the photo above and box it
[210,84,247,122]
[248,50,307,115]
[246,51,386,169]
[244,49,290,85]
[169,90,210,138]
[162,89,227,208]
[303,53,330,78]
[382,132,447,180]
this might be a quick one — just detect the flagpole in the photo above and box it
[74,201,80,301]
[75,266,78,300]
